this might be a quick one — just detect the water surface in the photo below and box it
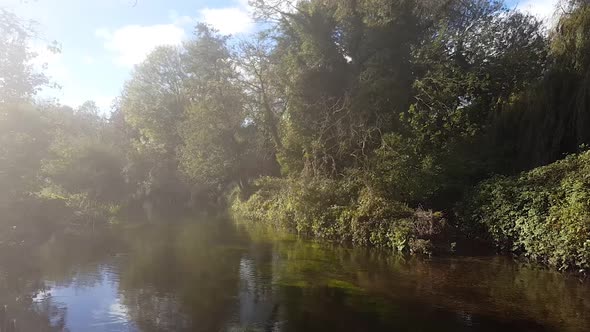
[0,222,588,331]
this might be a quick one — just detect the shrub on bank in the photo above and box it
[462,151,590,270]
[231,177,448,255]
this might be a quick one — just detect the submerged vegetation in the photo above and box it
[1,1,590,271]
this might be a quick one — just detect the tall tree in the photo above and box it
[120,46,189,203]
[179,25,258,192]
[0,9,50,104]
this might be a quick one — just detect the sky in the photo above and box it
[0,0,561,114]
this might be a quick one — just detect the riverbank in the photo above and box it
[462,150,590,272]
[231,177,453,256]
[232,151,590,273]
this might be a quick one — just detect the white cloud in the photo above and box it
[96,24,185,66]
[82,55,96,65]
[95,0,260,69]
[517,0,560,22]
[199,6,254,35]
[168,9,196,26]
[28,43,114,113]
[196,0,299,36]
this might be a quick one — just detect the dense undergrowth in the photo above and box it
[231,177,450,255]
[230,0,590,271]
[462,151,590,271]
[232,150,590,270]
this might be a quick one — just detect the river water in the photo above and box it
[0,221,588,331]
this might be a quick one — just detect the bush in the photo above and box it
[462,151,590,270]
[231,176,448,254]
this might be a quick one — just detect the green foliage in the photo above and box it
[231,176,447,254]
[552,2,590,72]
[0,104,66,245]
[0,9,51,103]
[118,45,191,206]
[406,1,548,190]
[178,26,250,191]
[119,25,276,205]
[3,0,590,272]
[462,151,590,270]
[369,133,442,204]
[41,140,126,222]
[266,0,426,177]
[121,46,187,155]
[0,104,51,205]
[487,2,590,172]
[230,0,586,265]
[0,103,127,243]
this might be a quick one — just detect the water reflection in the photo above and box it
[117,223,243,331]
[0,221,588,331]
[33,262,136,331]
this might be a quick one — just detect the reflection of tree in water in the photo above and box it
[235,236,590,332]
[118,222,246,331]
[1,223,588,332]
[0,296,67,332]
[0,232,125,332]
[351,254,590,332]
[0,252,66,331]
[262,240,407,332]
[227,242,280,331]
[225,237,410,331]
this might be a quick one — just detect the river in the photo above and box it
[0,221,588,331]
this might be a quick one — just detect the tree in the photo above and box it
[119,46,190,205]
[121,46,188,155]
[408,1,547,152]
[237,33,286,152]
[0,9,50,104]
[487,1,590,171]
[0,104,51,209]
[397,1,548,203]
[179,25,257,193]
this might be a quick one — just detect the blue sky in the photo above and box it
[0,0,559,114]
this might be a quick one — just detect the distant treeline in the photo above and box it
[1,1,589,270]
